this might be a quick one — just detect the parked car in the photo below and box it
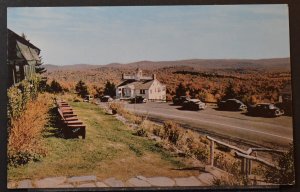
[100,95,113,102]
[130,96,147,103]
[218,99,247,111]
[247,103,284,117]
[182,99,206,111]
[173,96,189,105]
[83,95,93,102]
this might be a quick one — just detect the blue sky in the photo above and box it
[7,5,290,65]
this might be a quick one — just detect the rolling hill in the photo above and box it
[44,58,290,72]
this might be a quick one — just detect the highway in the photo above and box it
[124,102,293,149]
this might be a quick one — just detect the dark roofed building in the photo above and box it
[7,29,41,85]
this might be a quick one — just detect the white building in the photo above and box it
[116,68,166,101]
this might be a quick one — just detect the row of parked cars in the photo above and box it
[172,96,285,117]
[92,95,146,103]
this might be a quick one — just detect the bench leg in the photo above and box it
[81,127,86,139]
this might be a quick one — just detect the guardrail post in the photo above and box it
[245,159,249,180]
[241,158,245,174]
[210,140,215,166]
[248,159,252,175]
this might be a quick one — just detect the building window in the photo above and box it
[150,89,152,94]
[140,89,145,94]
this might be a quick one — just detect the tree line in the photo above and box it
[45,80,117,98]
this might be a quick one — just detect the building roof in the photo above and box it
[118,79,155,90]
[8,29,40,52]
[7,28,41,65]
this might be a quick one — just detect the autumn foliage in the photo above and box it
[44,64,291,104]
[8,93,52,166]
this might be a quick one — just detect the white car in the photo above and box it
[83,95,94,102]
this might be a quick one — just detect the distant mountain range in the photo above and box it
[44,58,291,72]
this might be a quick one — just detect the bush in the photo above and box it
[162,121,182,145]
[8,77,41,120]
[108,102,125,114]
[8,93,51,166]
[134,128,147,137]
[262,144,295,184]
[7,86,23,119]
[190,147,209,162]
[153,126,163,137]
[214,152,240,175]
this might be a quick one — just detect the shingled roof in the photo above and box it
[118,79,154,90]
[7,28,41,65]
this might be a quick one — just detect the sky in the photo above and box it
[7,5,290,66]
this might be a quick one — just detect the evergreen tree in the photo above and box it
[223,80,238,100]
[104,81,116,97]
[175,83,186,97]
[50,80,63,93]
[75,80,89,98]
[35,56,47,74]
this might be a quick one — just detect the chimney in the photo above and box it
[152,74,156,80]
[122,73,125,80]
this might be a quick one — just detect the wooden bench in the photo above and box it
[57,103,86,139]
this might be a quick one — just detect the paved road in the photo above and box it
[124,102,293,148]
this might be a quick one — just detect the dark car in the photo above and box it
[247,103,284,117]
[182,99,206,111]
[130,96,147,104]
[218,99,247,111]
[100,95,113,102]
[173,96,189,105]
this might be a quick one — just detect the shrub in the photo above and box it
[7,86,23,119]
[153,126,163,137]
[134,128,147,137]
[214,152,240,175]
[8,93,51,166]
[108,102,125,114]
[262,143,295,184]
[162,120,182,145]
[8,77,41,120]
[190,147,209,162]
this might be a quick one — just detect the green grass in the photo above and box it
[8,101,192,181]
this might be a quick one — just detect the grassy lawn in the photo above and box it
[8,101,200,181]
